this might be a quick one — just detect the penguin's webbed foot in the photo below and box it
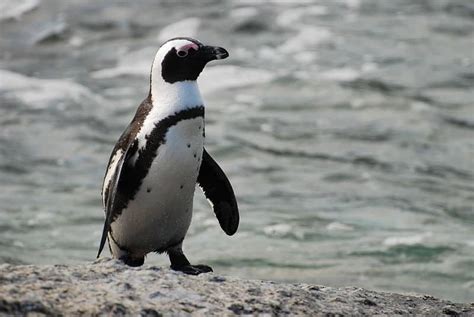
[171,264,213,275]
[167,245,213,275]
[119,255,144,267]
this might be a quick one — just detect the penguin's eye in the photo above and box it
[177,50,188,58]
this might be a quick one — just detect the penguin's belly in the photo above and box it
[112,117,204,255]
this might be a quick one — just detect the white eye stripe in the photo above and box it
[152,39,200,72]
[175,42,199,58]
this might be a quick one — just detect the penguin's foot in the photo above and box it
[171,264,213,275]
[167,244,212,275]
[119,255,144,267]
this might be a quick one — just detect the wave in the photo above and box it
[157,18,201,43]
[443,116,474,130]
[342,78,406,94]
[232,136,394,171]
[0,69,103,108]
[0,0,39,21]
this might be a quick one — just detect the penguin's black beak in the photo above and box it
[202,45,229,62]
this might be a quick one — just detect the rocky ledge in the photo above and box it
[0,258,472,316]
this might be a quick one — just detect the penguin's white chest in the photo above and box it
[111,117,204,255]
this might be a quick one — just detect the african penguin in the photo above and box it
[97,38,239,275]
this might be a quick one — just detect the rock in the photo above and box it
[0,258,472,316]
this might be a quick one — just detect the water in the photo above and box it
[0,0,473,302]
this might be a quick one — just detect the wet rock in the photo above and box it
[140,308,162,317]
[0,258,472,316]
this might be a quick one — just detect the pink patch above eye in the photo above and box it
[177,43,199,53]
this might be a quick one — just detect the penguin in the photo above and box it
[97,38,239,275]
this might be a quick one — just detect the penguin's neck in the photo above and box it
[136,78,204,151]
[151,78,203,116]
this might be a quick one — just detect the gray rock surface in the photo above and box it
[0,258,472,316]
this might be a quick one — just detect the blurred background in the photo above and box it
[0,0,473,302]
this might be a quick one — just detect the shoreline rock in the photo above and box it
[0,258,472,316]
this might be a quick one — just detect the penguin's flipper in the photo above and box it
[97,149,125,258]
[97,140,137,258]
[198,148,239,235]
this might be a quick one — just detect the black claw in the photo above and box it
[193,264,213,273]
[171,264,213,275]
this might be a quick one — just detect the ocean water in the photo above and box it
[0,0,473,302]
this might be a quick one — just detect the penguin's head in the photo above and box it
[151,37,228,85]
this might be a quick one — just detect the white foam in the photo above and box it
[12,240,25,248]
[235,0,315,5]
[411,101,431,112]
[263,223,305,240]
[383,232,432,247]
[278,26,331,53]
[362,62,378,73]
[466,240,474,247]
[341,0,361,9]
[0,0,40,21]
[230,7,259,20]
[0,69,101,108]
[158,18,201,43]
[199,65,274,94]
[294,52,317,63]
[326,222,354,231]
[263,223,292,236]
[68,35,84,47]
[91,47,153,79]
[91,61,150,79]
[258,46,284,63]
[276,5,327,27]
[319,68,360,82]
